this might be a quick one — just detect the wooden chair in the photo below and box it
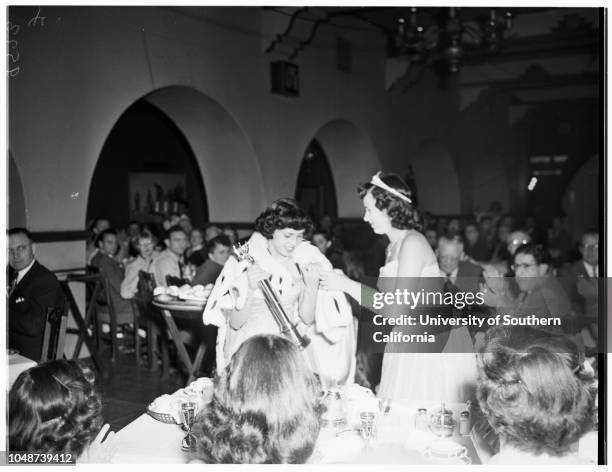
[135,271,170,376]
[40,305,69,362]
[89,266,136,360]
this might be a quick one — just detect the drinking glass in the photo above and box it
[360,411,376,451]
[180,401,198,451]
[378,397,392,416]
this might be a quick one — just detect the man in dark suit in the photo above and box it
[560,231,599,342]
[8,227,64,361]
[437,235,485,338]
[437,236,483,294]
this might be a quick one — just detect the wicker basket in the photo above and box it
[146,404,178,424]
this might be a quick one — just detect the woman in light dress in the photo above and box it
[203,199,355,385]
[320,172,477,402]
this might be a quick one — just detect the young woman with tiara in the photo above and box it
[320,172,477,402]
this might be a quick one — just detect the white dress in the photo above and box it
[376,259,478,403]
[203,232,355,385]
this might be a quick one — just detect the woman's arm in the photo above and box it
[321,234,428,313]
[297,263,322,325]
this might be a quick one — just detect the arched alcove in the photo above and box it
[307,120,381,218]
[87,100,208,228]
[295,139,338,223]
[8,151,27,228]
[143,86,265,222]
[86,86,266,232]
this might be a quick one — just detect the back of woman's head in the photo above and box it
[9,360,103,457]
[357,173,421,231]
[193,335,322,463]
[254,198,314,240]
[477,326,596,456]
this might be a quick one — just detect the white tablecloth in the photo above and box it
[8,354,37,387]
[113,398,479,464]
[113,388,598,464]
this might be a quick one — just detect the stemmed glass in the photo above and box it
[359,411,376,452]
[180,401,198,451]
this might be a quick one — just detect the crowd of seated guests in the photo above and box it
[419,210,601,351]
[78,216,244,348]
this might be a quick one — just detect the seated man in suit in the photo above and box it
[8,227,64,361]
[437,236,483,293]
[437,236,485,338]
[560,230,599,344]
[483,243,571,335]
[191,234,232,287]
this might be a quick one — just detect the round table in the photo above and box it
[153,299,210,384]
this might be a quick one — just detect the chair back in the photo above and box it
[40,305,69,362]
[137,271,156,305]
[165,274,186,287]
[135,271,163,325]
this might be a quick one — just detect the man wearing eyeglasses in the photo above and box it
[481,242,571,331]
[7,227,64,361]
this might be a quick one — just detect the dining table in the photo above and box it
[8,352,37,387]
[152,299,209,385]
[113,384,484,465]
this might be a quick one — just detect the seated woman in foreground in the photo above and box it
[191,334,323,464]
[9,359,116,463]
[477,326,597,464]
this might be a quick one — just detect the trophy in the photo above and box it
[233,243,311,349]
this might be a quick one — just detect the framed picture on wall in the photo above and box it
[129,172,187,221]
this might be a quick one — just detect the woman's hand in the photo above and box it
[319,269,350,293]
[246,264,269,289]
[301,263,322,290]
[80,423,117,463]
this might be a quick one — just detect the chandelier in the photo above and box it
[389,7,513,76]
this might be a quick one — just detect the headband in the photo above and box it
[370,172,412,204]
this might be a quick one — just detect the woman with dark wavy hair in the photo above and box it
[9,360,116,462]
[320,172,477,401]
[191,334,323,463]
[477,326,597,463]
[203,198,355,384]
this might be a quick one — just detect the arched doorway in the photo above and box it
[306,119,381,218]
[295,139,338,224]
[86,100,208,230]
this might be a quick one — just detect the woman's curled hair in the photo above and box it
[9,360,103,457]
[357,173,421,231]
[192,335,323,463]
[254,198,314,240]
[477,326,596,457]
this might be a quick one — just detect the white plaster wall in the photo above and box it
[8,5,461,245]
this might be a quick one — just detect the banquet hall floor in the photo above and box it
[89,351,184,432]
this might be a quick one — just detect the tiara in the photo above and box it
[370,172,412,204]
